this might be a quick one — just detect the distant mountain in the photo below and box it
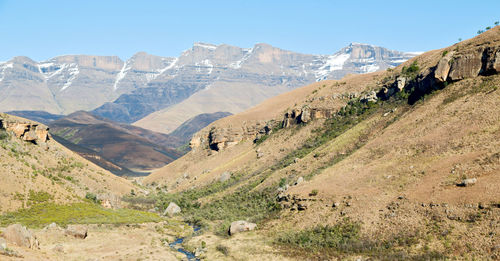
[6,110,64,125]
[49,111,183,174]
[0,43,417,133]
[170,111,232,143]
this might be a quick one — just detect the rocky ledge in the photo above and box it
[0,113,50,145]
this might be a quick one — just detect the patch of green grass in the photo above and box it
[0,202,162,228]
[276,220,447,260]
[27,190,54,206]
[276,220,361,252]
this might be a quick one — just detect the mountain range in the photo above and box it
[0,42,418,135]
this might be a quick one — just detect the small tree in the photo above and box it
[486,26,492,30]
[495,21,499,26]
[477,30,484,35]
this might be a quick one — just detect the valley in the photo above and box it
[0,7,499,260]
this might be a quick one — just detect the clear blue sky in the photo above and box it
[0,0,498,61]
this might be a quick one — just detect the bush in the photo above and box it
[0,129,8,140]
[309,189,319,196]
[85,193,99,204]
[216,244,229,255]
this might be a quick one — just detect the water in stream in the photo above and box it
[169,225,201,260]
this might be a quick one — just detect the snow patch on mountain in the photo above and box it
[314,53,350,81]
[194,42,217,50]
[229,48,254,69]
[60,64,80,91]
[113,60,133,91]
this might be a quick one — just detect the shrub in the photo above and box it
[309,189,319,196]
[216,244,229,255]
[85,192,99,204]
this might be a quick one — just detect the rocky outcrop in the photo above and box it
[282,106,334,128]
[228,221,257,236]
[380,45,500,101]
[191,120,279,151]
[3,224,39,249]
[0,114,50,145]
[64,225,88,239]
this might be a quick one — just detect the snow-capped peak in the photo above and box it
[193,42,217,50]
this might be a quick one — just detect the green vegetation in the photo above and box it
[216,244,229,255]
[85,192,100,204]
[309,189,318,196]
[0,129,8,140]
[442,50,448,57]
[27,190,54,206]
[271,99,380,171]
[155,177,280,235]
[276,220,361,252]
[401,61,420,80]
[0,202,162,227]
[276,220,447,259]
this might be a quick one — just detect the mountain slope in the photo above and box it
[49,111,183,173]
[169,111,232,144]
[0,113,137,213]
[133,43,417,133]
[143,27,500,259]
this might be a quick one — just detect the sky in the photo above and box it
[0,0,499,61]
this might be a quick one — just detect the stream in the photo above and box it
[169,225,201,260]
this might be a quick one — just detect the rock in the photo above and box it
[435,52,453,82]
[332,202,340,208]
[0,238,6,251]
[395,76,407,91]
[43,222,62,231]
[294,177,304,186]
[164,202,181,216]
[3,224,39,249]
[219,171,231,182]
[64,225,88,239]
[360,91,378,103]
[257,152,264,158]
[457,178,477,187]
[294,158,300,163]
[448,50,483,81]
[228,221,257,236]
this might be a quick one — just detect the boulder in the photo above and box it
[294,177,304,186]
[64,225,88,239]
[164,202,181,216]
[43,222,62,231]
[457,178,477,187]
[448,51,483,81]
[228,221,257,236]
[435,53,453,82]
[219,171,231,182]
[3,224,39,249]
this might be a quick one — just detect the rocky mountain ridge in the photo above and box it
[0,42,417,132]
